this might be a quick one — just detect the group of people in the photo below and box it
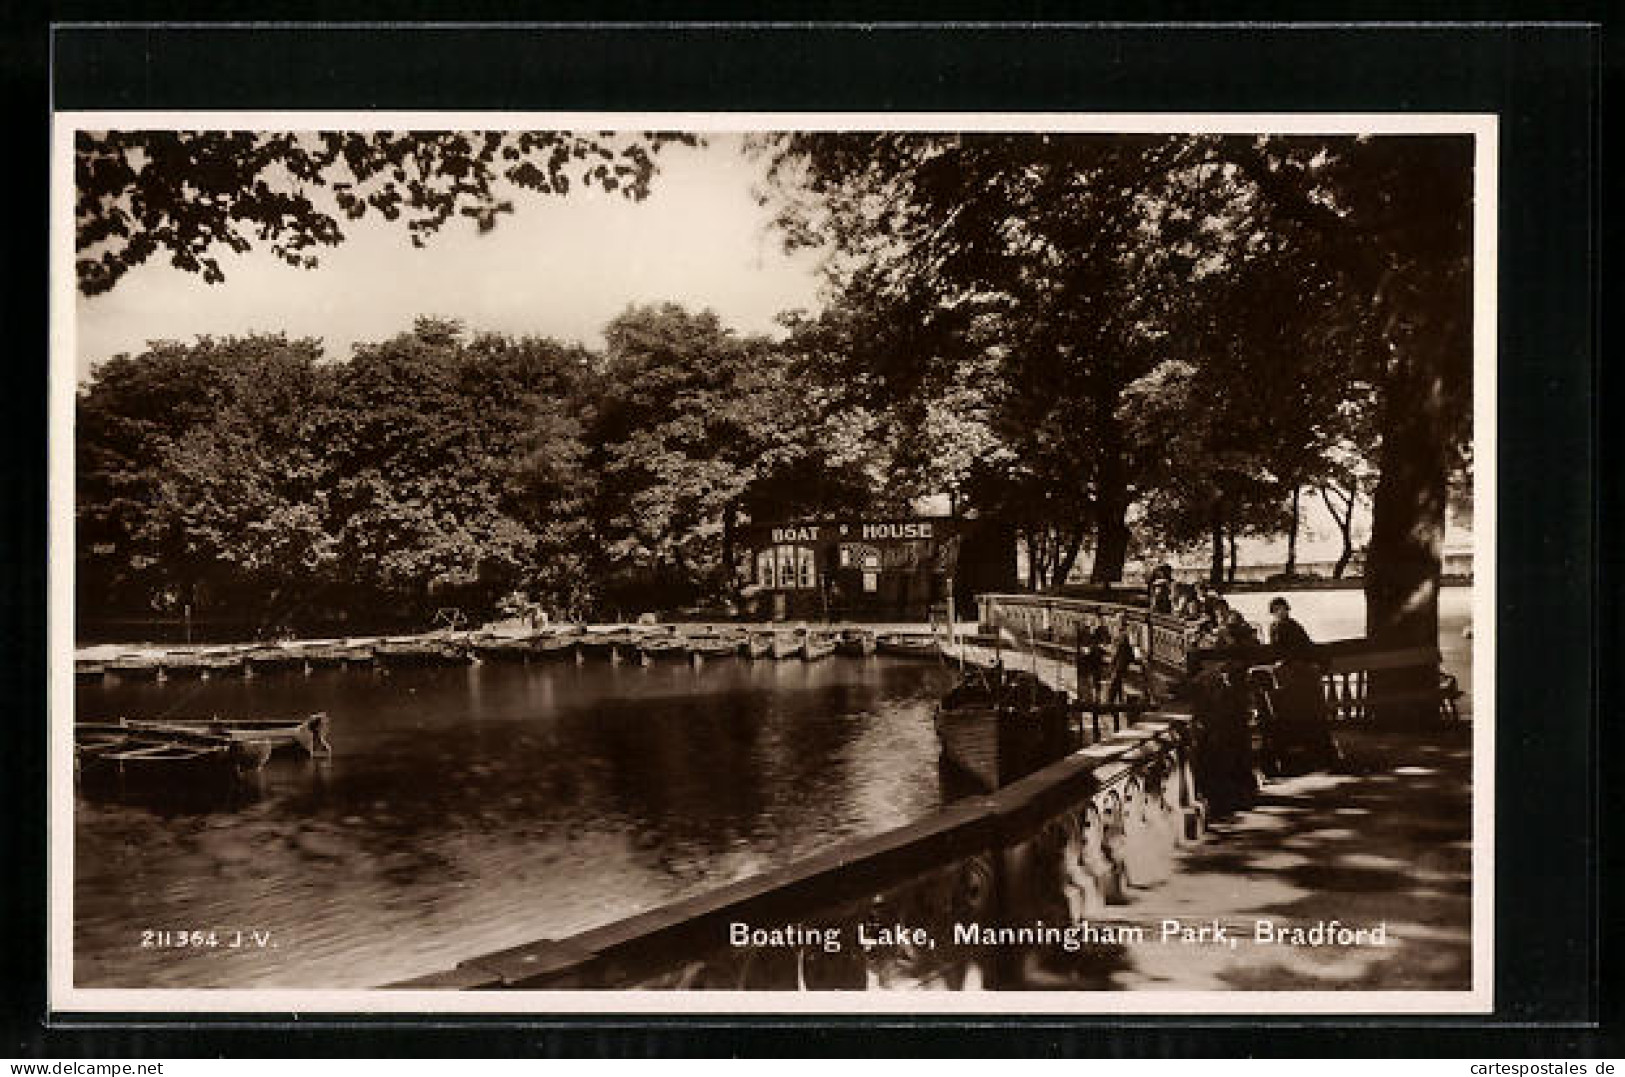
[1140,563,1340,804]
[1145,565,1262,652]
[1069,613,1139,705]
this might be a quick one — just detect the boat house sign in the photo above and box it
[769,522,933,544]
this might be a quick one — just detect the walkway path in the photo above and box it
[1021,725,1476,991]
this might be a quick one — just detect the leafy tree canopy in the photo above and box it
[75,129,697,295]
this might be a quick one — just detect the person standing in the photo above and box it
[1263,597,1338,771]
[1073,626,1103,704]
[1105,614,1137,703]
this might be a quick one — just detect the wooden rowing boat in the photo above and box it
[578,629,640,661]
[638,636,690,664]
[337,641,379,669]
[160,651,207,678]
[295,642,350,669]
[834,629,877,657]
[531,633,580,660]
[875,634,940,659]
[801,634,837,661]
[742,633,774,659]
[768,632,802,660]
[106,654,163,680]
[119,713,332,757]
[374,637,471,667]
[687,636,738,661]
[75,723,275,783]
[198,649,246,677]
[243,646,305,675]
[933,670,1073,794]
[469,635,539,662]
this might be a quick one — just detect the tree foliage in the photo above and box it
[75,130,696,295]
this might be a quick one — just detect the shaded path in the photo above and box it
[1095,726,1475,991]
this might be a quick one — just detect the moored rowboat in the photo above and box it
[875,634,940,659]
[801,634,837,661]
[106,654,163,680]
[687,636,738,661]
[834,629,877,657]
[244,646,305,675]
[374,637,471,667]
[119,713,332,757]
[638,637,690,664]
[75,723,275,783]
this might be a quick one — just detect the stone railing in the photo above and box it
[975,594,1192,698]
[389,711,1204,991]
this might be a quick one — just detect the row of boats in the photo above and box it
[75,626,944,683]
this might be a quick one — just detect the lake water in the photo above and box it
[74,655,957,988]
[72,585,1475,989]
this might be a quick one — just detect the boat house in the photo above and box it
[739,516,1016,622]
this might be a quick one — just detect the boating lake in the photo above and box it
[72,585,1474,989]
[74,655,959,988]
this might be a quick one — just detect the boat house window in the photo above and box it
[760,545,817,590]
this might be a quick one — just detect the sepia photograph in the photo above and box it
[50,114,1493,1012]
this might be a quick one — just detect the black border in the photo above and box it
[5,10,1613,1057]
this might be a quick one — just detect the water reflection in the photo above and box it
[75,656,956,988]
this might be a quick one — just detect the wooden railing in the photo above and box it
[388,709,1204,991]
[975,594,1192,698]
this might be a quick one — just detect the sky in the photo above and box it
[74,135,826,381]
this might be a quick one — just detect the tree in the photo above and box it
[318,317,596,620]
[1214,136,1474,661]
[76,333,332,627]
[755,133,1203,583]
[75,130,695,295]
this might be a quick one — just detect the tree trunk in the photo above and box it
[1089,443,1131,584]
[1364,361,1452,725]
[1285,485,1301,576]
[1054,529,1086,590]
[722,501,737,593]
[1209,513,1225,587]
[1024,533,1044,590]
[1320,485,1356,580]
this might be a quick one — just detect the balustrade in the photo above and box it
[390,713,1204,991]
